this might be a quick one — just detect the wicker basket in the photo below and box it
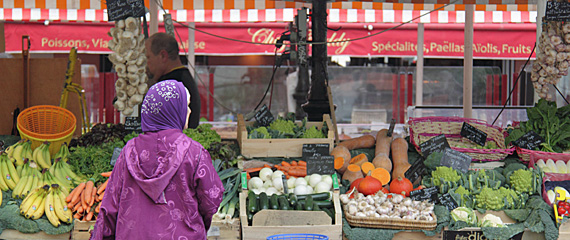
[343,209,437,230]
[518,147,570,162]
[408,116,514,162]
[17,105,76,157]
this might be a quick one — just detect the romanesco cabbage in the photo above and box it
[302,126,325,138]
[431,166,461,186]
[509,169,533,193]
[475,187,519,210]
[269,118,296,135]
[248,127,271,139]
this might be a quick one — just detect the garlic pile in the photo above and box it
[531,21,570,99]
[108,17,148,116]
[340,191,435,221]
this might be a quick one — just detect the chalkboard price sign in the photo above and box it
[440,148,472,174]
[405,158,426,184]
[513,131,545,150]
[443,230,523,240]
[438,193,459,211]
[307,155,335,175]
[106,0,146,21]
[410,186,438,202]
[419,134,450,157]
[460,122,487,146]
[545,1,570,22]
[302,144,330,160]
[125,116,142,134]
[254,104,274,127]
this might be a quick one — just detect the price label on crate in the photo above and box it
[545,1,570,22]
[438,193,459,211]
[106,0,145,21]
[420,134,450,157]
[307,155,335,175]
[513,131,545,150]
[254,104,274,127]
[332,173,340,190]
[125,116,142,134]
[302,143,330,161]
[443,230,523,240]
[440,148,472,174]
[241,172,248,190]
[460,122,487,146]
[410,186,438,202]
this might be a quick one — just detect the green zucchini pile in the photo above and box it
[246,191,336,225]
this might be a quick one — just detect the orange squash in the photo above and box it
[331,145,351,174]
[361,162,376,176]
[372,153,392,172]
[375,129,393,157]
[391,138,411,179]
[357,174,383,196]
[370,167,391,186]
[389,176,414,196]
[349,153,368,167]
[342,164,364,184]
[338,135,376,150]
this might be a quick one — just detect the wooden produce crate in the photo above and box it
[0,229,70,240]
[207,218,241,240]
[70,220,95,240]
[237,114,335,158]
[240,191,343,240]
[559,221,570,239]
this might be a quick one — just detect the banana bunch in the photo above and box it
[12,161,42,199]
[40,168,70,196]
[10,140,32,166]
[0,152,19,191]
[50,158,84,187]
[53,143,70,163]
[32,142,52,169]
[20,185,48,220]
[45,184,73,227]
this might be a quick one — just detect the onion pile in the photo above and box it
[107,17,148,116]
[531,21,570,99]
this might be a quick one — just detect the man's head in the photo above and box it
[145,33,181,83]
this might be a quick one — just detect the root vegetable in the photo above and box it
[372,153,392,172]
[391,138,411,179]
[338,135,376,150]
[332,145,351,174]
[342,164,364,184]
[350,153,369,167]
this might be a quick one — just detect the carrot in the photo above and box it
[100,171,112,177]
[77,205,84,213]
[288,167,306,177]
[84,181,94,205]
[246,172,251,180]
[244,167,263,173]
[97,179,109,195]
[98,192,105,201]
[95,203,101,213]
[67,202,75,209]
[86,211,94,221]
[66,186,79,202]
[89,185,96,206]
[290,161,298,166]
[73,202,83,212]
[73,213,82,219]
[298,161,307,166]
[71,182,86,204]
[338,135,376,150]
[281,161,291,167]
[81,191,88,211]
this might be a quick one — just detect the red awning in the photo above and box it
[3,22,536,59]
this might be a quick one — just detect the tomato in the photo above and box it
[559,201,569,208]
[558,206,568,216]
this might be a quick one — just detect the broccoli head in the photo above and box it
[431,166,461,186]
[509,169,533,193]
[269,119,296,135]
[302,126,325,138]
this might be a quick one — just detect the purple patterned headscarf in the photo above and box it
[141,80,189,132]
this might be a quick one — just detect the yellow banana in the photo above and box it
[22,142,33,163]
[12,141,25,166]
[12,175,28,198]
[44,190,60,227]
[37,143,52,169]
[1,160,17,190]
[21,174,36,198]
[31,190,47,220]
[5,143,15,159]
[0,161,10,191]
[56,188,72,220]
[52,188,71,223]
[61,161,84,183]
[20,187,42,217]
[25,192,45,218]
[5,157,20,183]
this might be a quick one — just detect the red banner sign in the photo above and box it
[4,22,536,59]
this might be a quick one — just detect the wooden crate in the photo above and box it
[237,114,335,158]
[70,220,95,240]
[207,218,241,240]
[560,221,570,240]
[239,191,343,240]
[0,229,70,240]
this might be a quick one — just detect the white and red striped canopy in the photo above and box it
[0,8,536,23]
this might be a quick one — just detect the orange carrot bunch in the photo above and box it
[65,171,111,221]
[274,161,307,178]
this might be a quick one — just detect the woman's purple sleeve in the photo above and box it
[194,148,224,230]
[90,153,125,240]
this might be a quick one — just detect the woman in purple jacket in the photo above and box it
[91,80,224,240]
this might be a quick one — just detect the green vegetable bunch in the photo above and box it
[269,118,296,135]
[475,187,528,210]
[509,169,534,193]
[302,126,326,138]
[247,116,327,139]
[431,166,461,187]
[68,140,124,183]
[248,127,271,139]
[183,123,222,149]
[505,99,570,153]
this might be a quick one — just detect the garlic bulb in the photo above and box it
[114,100,125,111]
[123,107,134,116]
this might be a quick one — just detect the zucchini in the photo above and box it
[312,202,320,211]
[297,200,333,209]
[278,196,290,210]
[322,208,334,220]
[270,194,279,209]
[247,191,258,213]
[287,193,298,206]
[259,192,269,210]
[304,196,313,211]
[296,192,330,201]
[295,202,304,210]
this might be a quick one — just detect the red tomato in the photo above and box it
[559,201,569,208]
[558,206,568,216]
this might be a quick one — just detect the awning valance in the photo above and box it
[0,8,536,23]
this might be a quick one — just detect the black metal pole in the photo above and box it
[302,0,330,121]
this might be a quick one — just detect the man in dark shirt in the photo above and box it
[145,32,201,128]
